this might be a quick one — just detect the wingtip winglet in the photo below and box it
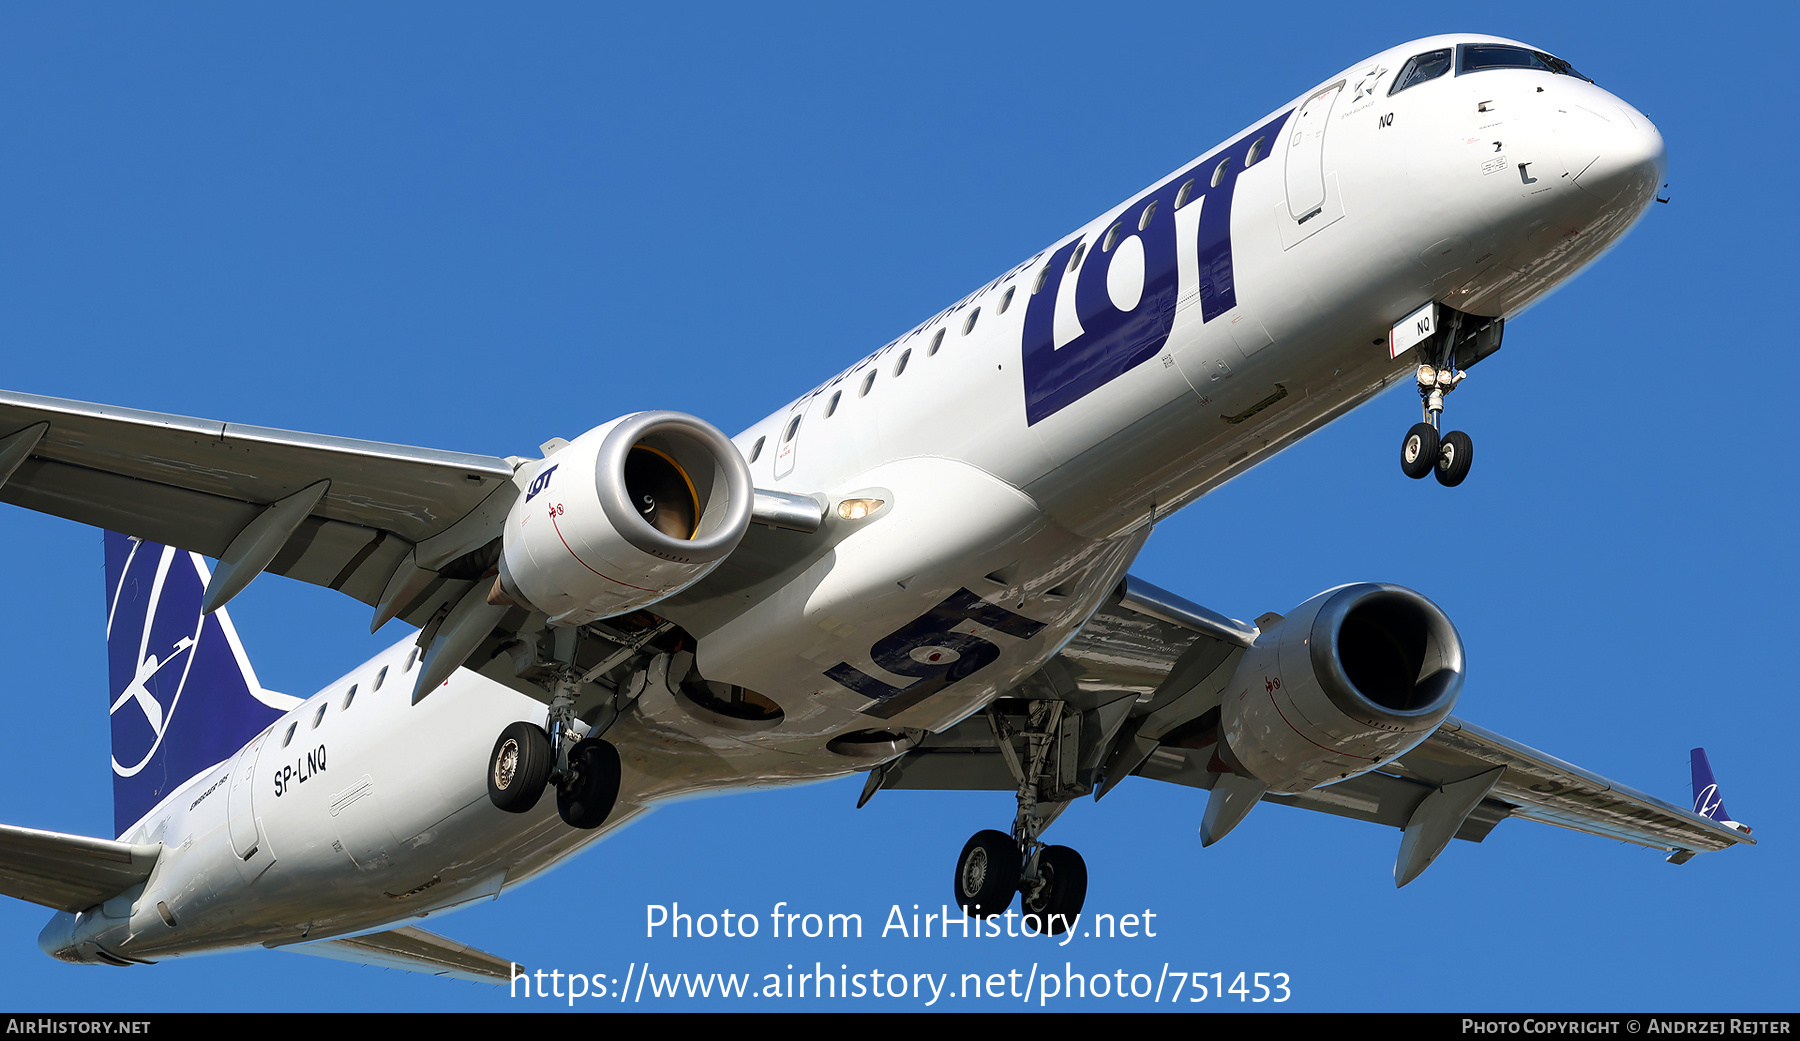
[1690,747,1752,838]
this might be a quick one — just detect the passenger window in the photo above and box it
[342,684,358,710]
[1138,199,1157,230]
[826,390,841,417]
[928,329,946,355]
[748,436,765,463]
[997,286,1016,315]
[282,721,297,747]
[374,666,388,691]
[1211,157,1232,188]
[784,416,801,442]
[312,702,327,729]
[860,370,877,397]
[1032,265,1052,295]
[962,307,981,335]
[1245,137,1266,167]
[1067,241,1086,271]
[1174,179,1195,208]
[406,647,418,671]
[1101,222,1121,252]
[1389,48,1453,95]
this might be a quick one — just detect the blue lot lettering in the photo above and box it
[1019,110,1290,425]
[525,464,558,502]
[273,745,327,797]
[826,588,1046,718]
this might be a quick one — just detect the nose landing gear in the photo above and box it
[1401,422,1439,480]
[1435,429,1473,488]
[1393,302,1502,487]
[1400,364,1474,487]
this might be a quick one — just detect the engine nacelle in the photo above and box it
[497,411,753,625]
[1220,583,1464,793]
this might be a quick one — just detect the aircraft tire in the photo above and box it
[954,830,1020,919]
[489,721,552,813]
[1401,423,1439,479]
[557,738,621,830]
[1434,430,1474,487]
[1021,845,1087,935]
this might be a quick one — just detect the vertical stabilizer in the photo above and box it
[105,531,300,838]
[1689,747,1750,835]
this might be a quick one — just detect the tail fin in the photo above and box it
[105,531,299,839]
[1689,747,1750,835]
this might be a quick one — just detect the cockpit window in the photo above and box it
[1457,43,1590,83]
[1389,48,1452,95]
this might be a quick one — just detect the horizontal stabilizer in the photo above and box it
[282,925,518,985]
[0,822,160,913]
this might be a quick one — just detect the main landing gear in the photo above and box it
[1400,363,1474,487]
[951,704,1088,935]
[486,667,620,830]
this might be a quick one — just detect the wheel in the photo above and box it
[1021,845,1087,935]
[1434,430,1473,487]
[1401,423,1439,479]
[954,830,1021,918]
[556,737,621,830]
[488,721,552,813]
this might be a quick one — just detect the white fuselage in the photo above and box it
[49,35,1665,965]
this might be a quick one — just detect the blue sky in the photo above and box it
[0,2,1792,1012]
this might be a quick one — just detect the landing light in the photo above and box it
[837,498,885,521]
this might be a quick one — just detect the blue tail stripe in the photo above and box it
[105,531,292,838]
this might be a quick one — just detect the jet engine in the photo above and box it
[496,411,753,625]
[1219,583,1464,792]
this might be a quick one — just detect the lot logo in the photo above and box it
[526,463,559,502]
[1019,110,1290,425]
[826,588,1046,719]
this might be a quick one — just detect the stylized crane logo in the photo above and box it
[108,636,194,741]
[107,540,205,778]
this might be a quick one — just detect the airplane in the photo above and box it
[0,33,1753,984]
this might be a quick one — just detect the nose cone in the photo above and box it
[1568,100,1666,212]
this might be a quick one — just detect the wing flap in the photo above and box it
[0,389,519,610]
[0,822,161,914]
[0,389,516,543]
[916,571,1755,864]
[1393,718,1754,853]
[1133,743,1513,840]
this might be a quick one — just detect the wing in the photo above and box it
[0,389,518,630]
[0,389,828,703]
[869,574,1752,883]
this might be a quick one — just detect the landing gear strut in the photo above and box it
[1394,302,1501,487]
[484,662,621,830]
[1401,363,1474,487]
[951,704,1088,935]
